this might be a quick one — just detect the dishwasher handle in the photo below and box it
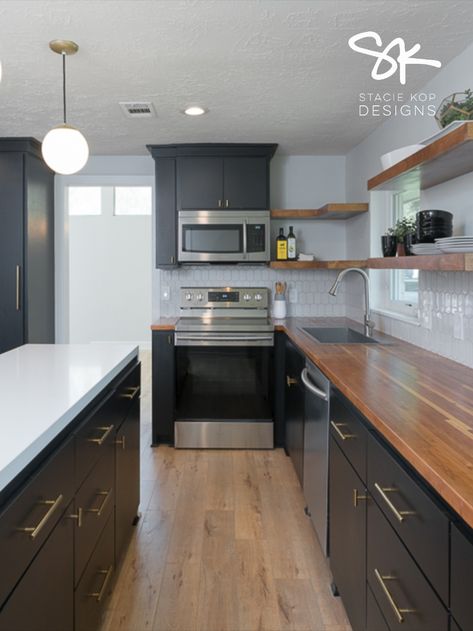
[301,368,329,401]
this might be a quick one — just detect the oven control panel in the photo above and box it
[180,287,269,309]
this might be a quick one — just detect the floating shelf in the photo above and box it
[367,253,473,271]
[269,259,366,270]
[271,203,368,220]
[368,122,473,191]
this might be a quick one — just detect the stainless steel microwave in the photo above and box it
[178,210,270,263]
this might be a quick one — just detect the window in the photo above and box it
[114,186,152,216]
[68,186,102,216]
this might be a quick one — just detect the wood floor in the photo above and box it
[101,351,350,631]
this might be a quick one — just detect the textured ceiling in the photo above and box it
[1,0,473,155]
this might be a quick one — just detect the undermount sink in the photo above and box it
[303,327,379,344]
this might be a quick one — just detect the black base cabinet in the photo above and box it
[152,330,175,444]
[367,585,390,631]
[451,523,473,631]
[0,358,141,631]
[284,338,305,486]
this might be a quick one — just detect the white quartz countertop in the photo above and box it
[0,343,139,495]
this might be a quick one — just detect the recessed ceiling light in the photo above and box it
[183,106,207,116]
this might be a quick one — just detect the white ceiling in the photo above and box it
[1,0,473,155]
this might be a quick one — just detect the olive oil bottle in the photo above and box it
[276,228,287,260]
[287,226,296,260]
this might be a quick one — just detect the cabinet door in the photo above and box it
[152,331,175,444]
[285,339,305,486]
[367,584,390,631]
[0,153,24,354]
[155,157,178,267]
[177,157,223,210]
[0,508,73,631]
[115,393,140,562]
[451,523,473,631]
[329,437,367,631]
[223,157,268,209]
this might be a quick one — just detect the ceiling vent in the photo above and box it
[119,101,156,118]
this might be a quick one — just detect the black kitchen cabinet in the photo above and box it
[0,508,73,631]
[451,523,473,631]
[329,437,367,631]
[115,383,140,562]
[152,330,175,444]
[367,584,389,631]
[147,144,277,268]
[0,138,54,354]
[284,337,305,486]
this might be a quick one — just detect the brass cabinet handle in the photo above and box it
[374,483,416,523]
[115,435,126,450]
[67,507,83,528]
[17,494,64,539]
[85,490,111,517]
[330,421,356,441]
[225,199,230,208]
[286,375,298,387]
[88,565,113,602]
[120,386,140,401]
[15,265,21,311]
[87,425,114,446]
[170,255,175,264]
[374,568,416,623]
[353,488,369,507]
[218,199,223,208]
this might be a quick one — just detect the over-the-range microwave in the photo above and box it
[178,210,270,263]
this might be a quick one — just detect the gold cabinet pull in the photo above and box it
[374,483,416,523]
[330,421,356,441]
[85,490,111,518]
[17,494,63,539]
[217,199,223,208]
[353,488,369,507]
[88,565,113,602]
[115,435,126,450]
[15,265,21,311]
[67,507,83,528]
[87,425,114,446]
[225,199,230,208]
[120,386,140,401]
[374,568,416,623]
[286,375,298,387]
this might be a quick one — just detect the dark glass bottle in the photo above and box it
[287,226,296,260]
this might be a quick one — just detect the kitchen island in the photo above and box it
[0,343,140,631]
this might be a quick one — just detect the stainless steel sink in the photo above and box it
[303,327,379,344]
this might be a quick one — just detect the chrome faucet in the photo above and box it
[328,268,375,337]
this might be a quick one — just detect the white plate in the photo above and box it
[420,121,468,146]
[438,246,473,253]
[435,237,473,243]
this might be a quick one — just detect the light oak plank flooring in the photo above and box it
[102,351,350,631]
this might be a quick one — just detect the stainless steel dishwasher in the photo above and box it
[301,359,330,555]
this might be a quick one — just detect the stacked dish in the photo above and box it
[435,236,473,253]
[416,210,453,243]
[411,243,441,255]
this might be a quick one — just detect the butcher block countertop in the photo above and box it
[151,316,473,528]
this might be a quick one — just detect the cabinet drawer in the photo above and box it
[0,506,73,631]
[367,584,390,631]
[367,501,448,631]
[330,389,368,481]
[0,438,74,608]
[367,434,449,603]
[75,391,119,487]
[75,441,115,586]
[451,523,473,631]
[75,512,114,631]
[115,362,141,429]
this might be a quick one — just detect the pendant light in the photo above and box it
[42,40,89,175]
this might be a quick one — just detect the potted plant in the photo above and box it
[394,217,417,256]
[381,228,397,257]
[435,89,473,128]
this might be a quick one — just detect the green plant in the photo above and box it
[383,227,396,237]
[393,217,416,239]
[436,89,473,128]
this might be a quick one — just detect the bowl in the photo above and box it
[380,145,424,170]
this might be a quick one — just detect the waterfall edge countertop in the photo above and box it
[151,316,473,528]
[0,343,139,496]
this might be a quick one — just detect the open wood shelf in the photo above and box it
[270,203,368,220]
[269,259,366,270]
[367,253,473,271]
[368,122,473,191]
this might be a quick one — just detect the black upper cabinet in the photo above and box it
[223,157,268,209]
[177,157,223,210]
[0,138,54,354]
[154,157,178,267]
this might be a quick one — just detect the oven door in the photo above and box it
[174,334,274,448]
[178,210,269,263]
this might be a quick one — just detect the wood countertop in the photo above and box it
[150,318,178,331]
[151,316,473,527]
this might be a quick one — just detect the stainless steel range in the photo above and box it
[174,287,274,449]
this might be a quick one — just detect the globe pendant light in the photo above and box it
[42,40,89,175]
